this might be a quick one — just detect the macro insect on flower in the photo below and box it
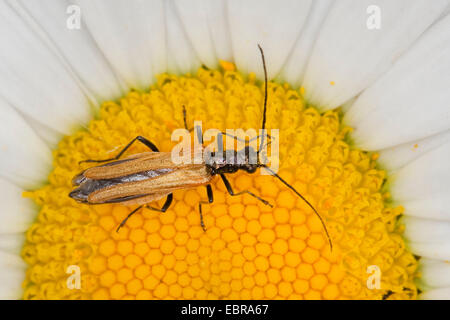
[2,0,449,300]
[68,45,332,249]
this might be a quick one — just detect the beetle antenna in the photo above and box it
[261,165,333,251]
[257,44,268,155]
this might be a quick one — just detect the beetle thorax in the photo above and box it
[205,147,259,175]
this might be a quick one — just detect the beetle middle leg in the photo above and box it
[220,174,272,207]
[198,185,214,232]
[80,135,159,164]
[116,193,173,232]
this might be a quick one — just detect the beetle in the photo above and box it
[69,45,332,250]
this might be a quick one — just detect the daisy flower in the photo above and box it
[0,0,449,300]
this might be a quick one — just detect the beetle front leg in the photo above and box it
[220,174,272,207]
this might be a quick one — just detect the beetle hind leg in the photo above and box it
[80,135,159,165]
[145,193,173,213]
[198,185,214,232]
[116,205,143,232]
[116,193,173,232]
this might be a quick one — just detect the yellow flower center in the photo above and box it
[21,62,418,300]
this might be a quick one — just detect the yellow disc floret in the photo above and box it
[22,65,418,300]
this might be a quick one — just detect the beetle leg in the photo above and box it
[146,193,173,213]
[198,185,214,232]
[220,174,272,207]
[116,193,173,232]
[116,205,143,232]
[80,136,159,164]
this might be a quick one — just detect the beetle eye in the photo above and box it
[246,166,256,173]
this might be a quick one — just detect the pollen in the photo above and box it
[22,63,418,300]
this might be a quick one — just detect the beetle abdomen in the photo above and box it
[69,168,173,203]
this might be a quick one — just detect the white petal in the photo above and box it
[303,0,449,110]
[203,0,234,62]
[0,100,51,188]
[379,129,450,172]
[419,258,450,289]
[278,0,333,87]
[76,0,167,90]
[165,0,201,74]
[390,141,450,220]
[0,179,37,234]
[401,195,450,222]
[19,114,62,147]
[346,13,450,150]
[0,2,91,136]
[173,0,231,68]
[227,0,312,79]
[408,242,450,261]
[403,217,450,260]
[0,251,26,300]
[0,234,25,255]
[404,216,450,244]
[12,0,125,103]
[420,287,450,300]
